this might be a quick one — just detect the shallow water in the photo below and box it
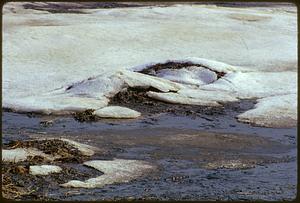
[2,99,297,200]
[3,99,296,145]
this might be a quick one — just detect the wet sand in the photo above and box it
[2,99,297,200]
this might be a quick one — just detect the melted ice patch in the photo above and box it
[61,159,155,188]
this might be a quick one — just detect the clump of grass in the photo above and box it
[5,139,89,163]
[2,165,34,200]
[2,138,100,200]
[73,109,97,122]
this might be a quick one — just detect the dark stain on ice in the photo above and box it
[137,61,226,79]
[22,2,146,14]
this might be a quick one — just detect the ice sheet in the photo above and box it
[3,3,297,127]
[201,72,297,99]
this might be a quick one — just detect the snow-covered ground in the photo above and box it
[2,2,297,127]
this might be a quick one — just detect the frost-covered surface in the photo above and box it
[61,159,155,188]
[94,106,141,118]
[3,3,297,127]
[237,94,297,128]
[29,165,62,175]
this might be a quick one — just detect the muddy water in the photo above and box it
[2,100,297,200]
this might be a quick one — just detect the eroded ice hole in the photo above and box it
[137,62,225,86]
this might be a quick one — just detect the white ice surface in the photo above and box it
[237,94,297,128]
[156,66,218,86]
[61,159,155,188]
[3,3,297,127]
[146,84,240,106]
[94,106,141,118]
[201,71,297,99]
[120,70,182,92]
[147,91,221,106]
[2,148,29,162]
[2,148,57,163]
[29,165,62,175]
[3,94,109,115]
